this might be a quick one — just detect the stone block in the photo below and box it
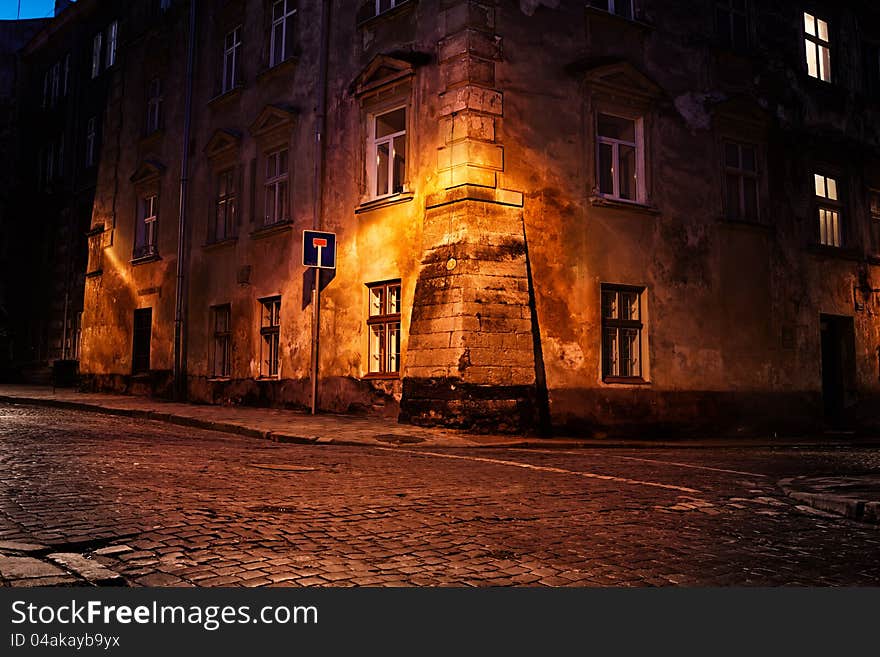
[439,29,501,63]
[439,85,503,116]
[438,138,504,171]
[442,1,494,34]
[439,113,496,143]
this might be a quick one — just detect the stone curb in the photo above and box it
[779,478,879,524]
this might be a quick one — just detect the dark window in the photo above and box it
[222,26,242,93]
[366,280,401,376]
[132,308,152,374]
[212,168,237,242]
[146,78,162,133]
[587,0,633,20]
[866,43,880,97]
[715,0,748,50]
[601,285,644,380]
[723,141,759,221]
[259,296,281,378]
[270,0,297,67]
[212,305,231,378]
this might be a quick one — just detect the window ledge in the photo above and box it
[355,192,415,214]
[131,253,161,266]
[85,269,103,278]
[256,377,281,383]
[257,56,298,83]
[203,237,238,251]
[130,373,151,380]
[207,377,231,382]
[602,376,650,386]
[208,85,243,108]
[589,195,659,215]
[250,221,293,239]
[363,373,401,381]
[358,0,417,28]
[806,244,862,261]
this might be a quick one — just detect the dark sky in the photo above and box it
[0,0,58,20]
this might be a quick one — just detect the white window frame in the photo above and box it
[91,32,102,78]
[146,78,162,133]
[134,193,159,259]
[804,12,831,83]
[222,26,242,94]
[264,148,289,226]
[269,0,297,68]
[367,104,407,201]
[596,111,646,204]
[106,21,118,68]
[85,117,96,167]
[366,280,402,377]
[815,173,842,247]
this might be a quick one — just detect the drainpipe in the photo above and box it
[173,0,197,401]
[309,0,331,414]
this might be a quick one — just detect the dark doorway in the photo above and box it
[132,308,152,374]
[820,314,855,426]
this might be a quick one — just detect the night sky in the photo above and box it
[0,0,58,20]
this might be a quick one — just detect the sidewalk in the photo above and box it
[780,476,880,524]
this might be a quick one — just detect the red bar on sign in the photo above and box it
[313,238,328,247]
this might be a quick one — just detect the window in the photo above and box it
[50,61,60,105]
[866,43,880,97]
[85,117,96,167]
[45,141,55,182]
[814,173,841,247]
[723,141,759,221]
[368,106,406,199]
[134,193,159,259]
[91,32,102,78]
[270,0,297,67]
[259,296,281,378]
[106,21,118,68]
[212,168,237,242]
[870,190,880,221]
[159,0,172,11]
[587,0,633,20]
[715,0,747,50]
[804,12,831,82]
[132,308,152,374]
[597,112,644,203]
[264,148,288,225]
[375,0,407,15]
[146,78,162,133]
[366,280,401,376]
[211,305,231,378]
[601,285,644,380]
[62,53,70,96]
[222,26,242,94]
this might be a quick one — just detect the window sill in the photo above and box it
[357,0,416,28]
[355,192,415,214]
[131,372,151,380]
[250,221,292,239]
[203,237,238,251]
[256,376,280,382]
[131,252,161,266]
[589,195,659,215]
[806,244,862,261]
[208,85,243,109]
[85,269,103,278]
[257,57,298,83]
[363,373,401,381]
[207,377,231,382]
[602,376,650,385]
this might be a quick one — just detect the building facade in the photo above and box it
[78,0,880,435]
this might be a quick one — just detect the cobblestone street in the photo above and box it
[1,403,879,587]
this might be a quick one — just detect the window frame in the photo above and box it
[212,167,238,242]
[804,11,832,83]
[133,193,159,260]
[263,147,289,226]
[600,284,646,383]
[715,0,748,51]
[211,304,232,379]
[587,0,635,20]
[85,116,97,167]
[814,172,843,248]
[91,32,102,78]
[258,296,282,379]
[146,77,162,134]
[365,280,402,378]
[722,140,760,222]
[366,104,408,201]
[269,0,297,68]
[222,25,243,94]
[595,111,646,204]
[106,21,118,69]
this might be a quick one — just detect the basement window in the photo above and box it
[815,173,842,247]
[259,296,281,379]
[804,12,831,82]
[366,280,401,377]
[601,284,644,381]
[211,304,232,378]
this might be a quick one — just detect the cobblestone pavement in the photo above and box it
[1,404,879,587]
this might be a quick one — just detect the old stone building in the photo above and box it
[78,0,880,435]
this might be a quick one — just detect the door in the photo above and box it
[132,308,152,374]
[820,314,855,426]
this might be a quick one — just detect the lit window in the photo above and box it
[601,285,644,380]
[716,0,748,49]
[597,113,644,203]
[814,173,841,247]
[213,168,237,242]
[91,32,102,78]
[264,149,288,226]
[804,12,831,82]
[106,21,118,68]
[586,0,633,20]
[146,78,162,133]
[367,281,402,376]
[368,106,406,199]
[85,116,96,167]
[270,0,297,67]
[259,296,281,378]
[723,141,759,221]
[211,305,231,378]
[134,194,159,259]
[222,26,242,93]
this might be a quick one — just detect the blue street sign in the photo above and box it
[302,230,337,269]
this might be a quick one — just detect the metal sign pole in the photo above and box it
[311,269,320,415]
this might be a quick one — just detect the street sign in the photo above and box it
[302,230,337,269]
